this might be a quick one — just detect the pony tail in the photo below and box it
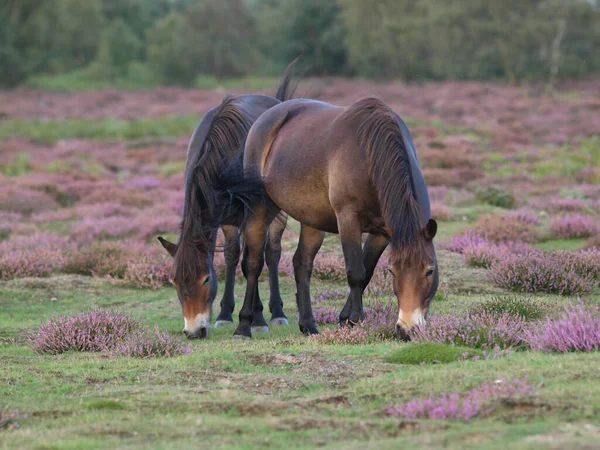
[346,97,422,263]
[274,58,299,102]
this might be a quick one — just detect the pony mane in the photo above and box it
[343,97,429,265]
[175,95,252,293]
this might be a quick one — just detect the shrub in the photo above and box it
[470,296,544,321]
[71,216,139,243]
[312,254,347,281]
[29,309,142,355]
[63,242,132,278]
[439,230,487,253]
[313,288,347,303]
[0,409,27,431]
[108,325,191,358]
[312,298,397,344]
[123,258,170,289]
[385,343,483,365]
[386,379,534,422]
[313,307,339,324]
[549,214,598,239]
[462,240,533,268]
[30,209,73,223]
[431,202,452,221]
[489,250,599,295]
[0,187,58,215]
[0,233,72,280]
[311,324,369,345]
[412,310,528,350]
[524,303,600,352]
[586,235,600,249]
[475,185,517,209]
[475,214,539,243]
[547,198,589,213]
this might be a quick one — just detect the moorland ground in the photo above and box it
[1,79,599,449]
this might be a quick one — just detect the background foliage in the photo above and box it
[0,0,599,87]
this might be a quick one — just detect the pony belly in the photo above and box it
[266,183,339,233]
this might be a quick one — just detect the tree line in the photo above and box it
[1,0,598,88]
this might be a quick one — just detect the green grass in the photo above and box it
[26,69,282,93]
[535,238,587,251]
[1,265,599,449]
[384,343,483,364]
[0,116,202,144]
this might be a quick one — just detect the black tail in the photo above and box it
[274,58,299,102]
[214,154,270,226]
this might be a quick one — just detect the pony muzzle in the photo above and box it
[396,308,426,340]
[183,314,211,339]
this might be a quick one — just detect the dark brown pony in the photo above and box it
[235,97,438,340]
[157,67,296,339]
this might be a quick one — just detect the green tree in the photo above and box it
[20,0,104,73]
[185,0,259,80]
[147,12,197,85]
[93,18,142,77]
[279,0,348,76]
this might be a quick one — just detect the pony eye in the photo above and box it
[425,269,434,278]
[203,276,211,285]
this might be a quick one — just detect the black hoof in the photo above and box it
[270,317,289,326]
[299,324,319,335]
[233,324,252,340]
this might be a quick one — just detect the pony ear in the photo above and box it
[157,236,176,257]
[423,219,437,241]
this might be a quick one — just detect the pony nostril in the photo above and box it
[183,329,190,337]
[395,324,411,341]
[198,327,208,339]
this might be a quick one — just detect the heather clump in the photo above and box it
[0,409,27,431]
[311,324,369,345]
[385,343,483,365]
[523,303,600,352]
[462,240,533,268]
[63,241,132,277]
[312,254,347,281]
[489,249,599,295]
[474,214,540,243]
[29,309,142,354]
[313,307,339,325]
[412,310,528,351]
[29,309,190,358]
[313,288,347,303]
[549,214,598,239]
[0,232,73,280]
[386,379,534,422]
[123,257,170,289]
[547,198,589,213]
[311,298,396,344]
[439,230,487,253]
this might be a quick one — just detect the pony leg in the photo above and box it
[215,225,240,328]
[234,207,273,339]
[293,224,326,335]
[337,213,366,325]
[266,213,289,326]
[362,233,389,292]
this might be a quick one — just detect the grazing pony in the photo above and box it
[157,68,296,339]
[235,97,438,340]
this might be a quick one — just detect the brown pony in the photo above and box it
[235,97,438,340]
[157,67,296,339]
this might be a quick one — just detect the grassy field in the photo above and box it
[1,79,599,449]
[2,250,600,449]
